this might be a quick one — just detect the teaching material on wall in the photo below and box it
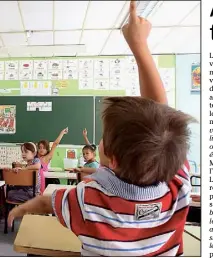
[79,59,94,90]
[63,59,78,80]
[0,105,16,134]
[191,63,200,92]
[20,81,52,96]
[66,149,77,159]
[110,58,126,91]
[0,56,176,104]
[125,56,140,96]
[0,145,23,165]
[27,102,52,112]
[159,68,175,92]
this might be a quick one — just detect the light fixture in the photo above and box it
[120,1,160,28]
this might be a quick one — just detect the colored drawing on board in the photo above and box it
[0,105,16,134]
[191,63,200,91]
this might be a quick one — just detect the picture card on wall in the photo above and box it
[79,69,93,79]
[94,79,109,90]
[48,70,62,80]
[19,60,33,70]
[5,61,18,70]
[79,59,93,70]
[39,102,52,112]
[34,69,47,80]
[20,81,31,96]
[19,70,33,80]
[0,61,4,70]
[125,77,140,96]
[159,68,175,92]
[63,69,78,80]
[34,60,47,70]
[110,58,125,71]
[5,70,18,80]
[48,60,62,70]
[79,78,93,90]
[110,77,126,90]
[63,59,78,70]
[32,81,52,96]
[94,59,109,79]
[0,71,4,80]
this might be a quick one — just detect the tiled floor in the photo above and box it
[0,218,25,256]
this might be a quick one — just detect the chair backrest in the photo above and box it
[3,169,38,187]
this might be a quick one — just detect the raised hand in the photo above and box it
[61,127,68,135]
[83,128,87,137]
[122,1,152,55]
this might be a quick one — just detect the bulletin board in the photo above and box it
[0,55,176,106]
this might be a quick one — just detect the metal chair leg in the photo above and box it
[11,219,15,232]
[4,203,8,234]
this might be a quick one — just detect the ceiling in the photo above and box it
[0,1,200,57]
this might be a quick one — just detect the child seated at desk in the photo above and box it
[8,2,196,256]
[74,144,99,179]
[8,142,41,202]
[37,128,68,192]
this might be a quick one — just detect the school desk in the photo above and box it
[14,215,199,257]
[190,200,200,207]
[14,214,81,256]
[43,184,76,196]
[183,230,200,256]
[44,172,77,185]
[184,225,201,241]
[48,167,63,172]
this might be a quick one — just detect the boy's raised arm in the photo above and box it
[122,1,167,104]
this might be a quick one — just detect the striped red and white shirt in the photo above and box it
[52,161,191,256]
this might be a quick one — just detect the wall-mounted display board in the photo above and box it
[0,55,176,107]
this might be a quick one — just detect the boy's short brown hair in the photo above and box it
[102,97,196,186]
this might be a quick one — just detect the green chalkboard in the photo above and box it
[0,96,93,144]
[95,97,104,145]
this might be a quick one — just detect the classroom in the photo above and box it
[0,1,200,257]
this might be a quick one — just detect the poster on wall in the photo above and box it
[159,68,175,92]
[0,105,16,134]
[191,63,200,92]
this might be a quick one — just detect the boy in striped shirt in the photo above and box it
[8,1,195,256]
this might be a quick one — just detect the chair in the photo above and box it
[2,169,38,234]
[187,174,201,225]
